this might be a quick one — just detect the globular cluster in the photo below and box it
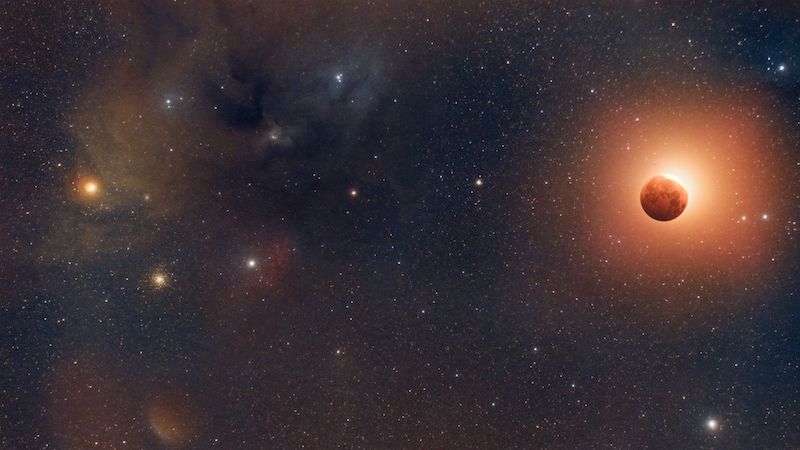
[2,1,800,448]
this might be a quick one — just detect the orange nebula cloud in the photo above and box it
[147,392,198,447]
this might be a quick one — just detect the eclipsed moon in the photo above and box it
[640,174,689,221]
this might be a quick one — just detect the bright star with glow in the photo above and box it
[77,178,101,199]
[151,271,168,289]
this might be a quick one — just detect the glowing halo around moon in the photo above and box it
[582,88,791,279]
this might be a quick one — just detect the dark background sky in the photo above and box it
[1,1,799,448]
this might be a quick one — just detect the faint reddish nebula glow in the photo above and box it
[585,90,790,277]
[248,233,296,289]
[146,391,198,447]
[206,228,298,325]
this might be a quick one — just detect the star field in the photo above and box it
[2,1,800,448]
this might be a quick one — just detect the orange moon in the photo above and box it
[640,174,688,221]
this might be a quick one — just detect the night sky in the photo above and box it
[2,1,800,448]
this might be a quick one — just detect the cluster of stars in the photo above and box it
[73,166,277,289]
[150,270,169,289]
[766,57,788,73]
[163,96,185,109]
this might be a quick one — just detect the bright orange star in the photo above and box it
[76,177,101,198]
